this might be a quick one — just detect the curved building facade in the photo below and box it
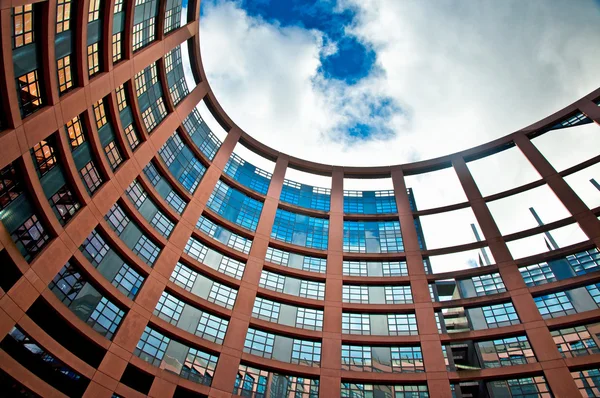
[0,1,600,397]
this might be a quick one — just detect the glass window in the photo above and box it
[197,215,252,254]
[552,324,600,358]
[487,376,551,398]
[87,43,100,76]
[181,347,218,386]
[184,237,245,279]
[93,99,108,129]
[243,328,274,358]
[158,132,206,193]
[182,108,222,160]
[391,346,424,372]
[206,180,263,231]
[520,262,557,287]
[271,208,329,250]
[481,302,520,328]
[133,235,160,265]
[49,185,80,225]
[57,55,74,94]
[343,285,369,303]
[154,291,184,324]
[342,313,371,335]
[88,297,125,339]
[280,179,330,211]
[477,336,535,368]
[388,313,418,336]
[235,364,319,398]
[291,339,321,366]
[0,163,24,210]
[534,292,575,319]
[65,116,86,149]
[80,230,109,266]
[114,0,123,13]
[31,139,57,176]
[88,0,101,22]
[341,383,429,398]
[300,280,325,300]
[132,0,157,52]
[11,215,50,262]
[134,326,170,366]
[343,220,403,253]
[296,307,323,331]
[265,246,326,273]
[343,190,397,214]
[259,270,285,293]
[196,311,229,345]
[56,0,72,33]
[124,124,140,150]
[342,260,408,277]
[571,368,600,398]
[12,5,34,48]
[104,141,123,170]
[385,286,413,304]
[252,297,280,323]
[170,262,238,309]
[16,70,43,117]
[112,32,122,63]
[163,0,182,34]
[471,272,506,296]
[224,153,271,195]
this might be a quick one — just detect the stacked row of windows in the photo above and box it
[252,297,324,331]
[342,313,418,335]
[126,180,174,238]
[56,0,75,95]
[87,0,103,77]
[115,84,142,150]
[112,0,124,63]
[196,215,252,254]
[158,132,206,193]
[476,335,536,368]
[165,46,190,106]
[105,202,161,265]
[551,323,600,358]
[143,162,187,214]
[80,229,145,299]
[0,161,50,262]
[457,272,506,298]
[340,383,429,398]
[234,364,319,398]
[64,115,105,195]
[438,302,520,332]
[520,248,600,287]
[280,179,331,211]
[93,98,126,170]
[206,180,263,231]
[154,291,229,344]
[271,208,329,250]
[49,260,125,340]
[1,327,89,397]
[259,270,325,300]
[134,63,167,132]
[534,282,600,319]
[132,0,157,52]
[341,345,424,373]
[224,153,272,195]
[343,285,413,304]
[343,220,403,253]
[343,190,397,214]
[164,0,183,34]
[135,326,218,386]
[184,237,246,279]
[244,328,321,366]
[13,5,44,118]
[342,260,408,276]
[182,108,222,160]
[265,246,327,273]
[572,368,600,397]
[30,136,81,225]
[170,262,238,309]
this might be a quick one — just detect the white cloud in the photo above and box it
[197,0,600,271]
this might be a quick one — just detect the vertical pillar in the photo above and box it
[209,155,288,395]
[451,154,579,396]
[321,167,344,397]
[392,167,451,398]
